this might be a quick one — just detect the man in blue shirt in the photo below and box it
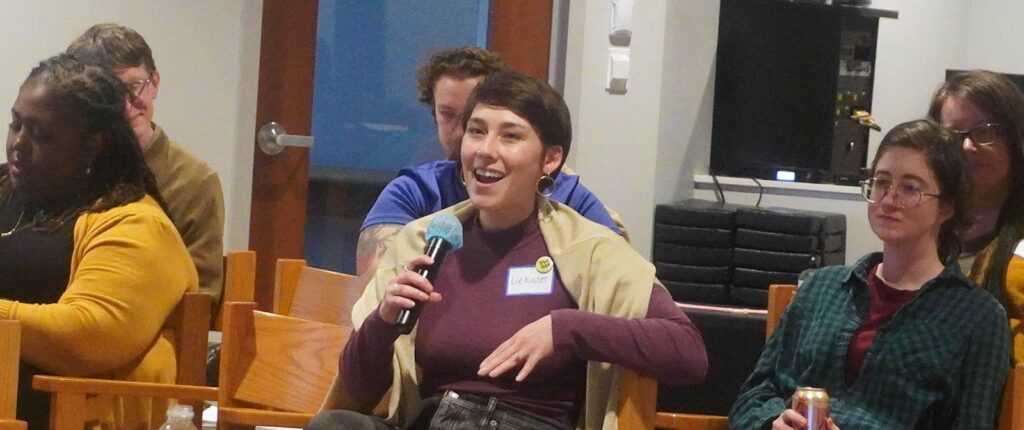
[356,47,622,275]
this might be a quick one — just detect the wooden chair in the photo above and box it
[999,362,1024,430]
[207,260,365,429]
[32,292,216,430]
[273,258,366,326]
[653,284,796,430]
[217,250,257,331]
[618,369,658,429]
[215,301,350,430]
[1,320,26,430]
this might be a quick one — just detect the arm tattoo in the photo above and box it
[356,224,402,276]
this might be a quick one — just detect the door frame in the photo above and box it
[249,0,553,309]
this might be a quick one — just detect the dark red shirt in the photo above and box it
[341,215,707,427]
[844,264,917,385]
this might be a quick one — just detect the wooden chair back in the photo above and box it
[216,250,257,331]
[766,284,797,339]
[618,369,658,429]
[165,292,213,386]
[216,301,350,429]
[0,320,26,430]
[32,292,212,430]
[1000,363,1024,430]
[274,259,365,326]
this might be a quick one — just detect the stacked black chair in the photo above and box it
[730,206,846,307]
[652,199,738,305]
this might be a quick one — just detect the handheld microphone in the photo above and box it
[395,214,463,334]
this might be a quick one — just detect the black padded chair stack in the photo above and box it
[652,199,738,305]
[730,206,846,307]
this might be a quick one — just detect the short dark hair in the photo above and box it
[462,70,572,178]
[0,54,164,231]
[927,70,1024,221]
[416,46,505,113]
[870,119,971,265]
[66,23,157,73]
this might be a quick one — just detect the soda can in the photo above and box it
[791,387,830,430]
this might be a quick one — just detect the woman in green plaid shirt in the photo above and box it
[730,120,1012,430]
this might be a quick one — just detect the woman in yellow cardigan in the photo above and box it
[929,70,1024,362]
[2,54,197,429]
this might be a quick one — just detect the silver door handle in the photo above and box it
[258,122,314,155]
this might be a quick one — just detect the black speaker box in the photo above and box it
[734,248,817,273]
[654,199,738,229]
[733,267,801,289]
[737,207,846,236]
[730,286,770,308]
[656,263,732,285]
[654,224,733,248]
[663,282,730,305]
[653,243,733,267]
[735,228,844,253]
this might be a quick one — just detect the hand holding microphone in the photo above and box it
[380,214,463,334]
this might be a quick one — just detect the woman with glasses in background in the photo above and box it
[730,120,1010,430]
[928,70,1024,363]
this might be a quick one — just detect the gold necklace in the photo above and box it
[1,210,26,237]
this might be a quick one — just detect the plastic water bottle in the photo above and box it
[159,404,198,430]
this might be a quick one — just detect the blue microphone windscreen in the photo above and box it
[425,214,464,250]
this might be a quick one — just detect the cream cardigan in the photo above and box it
[323,197,660,429]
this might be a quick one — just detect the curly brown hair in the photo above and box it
[416,46,505,114]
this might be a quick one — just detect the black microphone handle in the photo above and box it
[394,237,452,334]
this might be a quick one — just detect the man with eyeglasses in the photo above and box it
[67,23,226,307]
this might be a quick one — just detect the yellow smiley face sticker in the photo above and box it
[536,256,553,274]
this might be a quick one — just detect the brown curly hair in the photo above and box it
[416,46,505,114]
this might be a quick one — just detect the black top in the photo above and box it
[0,197,76,430]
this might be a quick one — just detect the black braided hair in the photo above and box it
[0,53,165,231]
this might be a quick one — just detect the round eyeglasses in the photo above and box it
[123,78,152,100]
[859,178,941,208]
[950,123,1004,146]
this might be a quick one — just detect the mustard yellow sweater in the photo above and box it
[0,195,197,424]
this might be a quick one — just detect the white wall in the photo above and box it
[564,0,715,257]
[564,0,663,256]
[964,0,1024,73]
[867,0,969,161]
[0,1,261,252]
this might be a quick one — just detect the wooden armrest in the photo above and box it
[0,420,26,430]
[217,407,314,428]
[32,375,217,402]
[655,412,728,430]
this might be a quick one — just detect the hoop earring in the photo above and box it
[536,174,555,197]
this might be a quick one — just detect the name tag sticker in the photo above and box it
[506,266,554,296]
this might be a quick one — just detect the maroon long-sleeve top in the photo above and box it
[341,216,707,427]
